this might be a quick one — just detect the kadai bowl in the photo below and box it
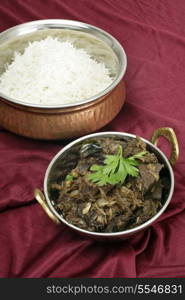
[35,127,179,241]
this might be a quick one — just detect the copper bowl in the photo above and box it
[0,20,127,140]
[35,127,179,241]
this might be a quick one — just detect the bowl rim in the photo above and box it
[44,131,174,237]
[0,19,127,110]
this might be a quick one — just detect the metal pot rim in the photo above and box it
[43,131,174,237]
[0,19,127,110]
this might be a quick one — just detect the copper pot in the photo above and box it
[35,128,179,241]
[0,20,127,140]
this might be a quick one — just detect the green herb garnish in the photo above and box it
[65,174,74,181]
[88,145,147,186]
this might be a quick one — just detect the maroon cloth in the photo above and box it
[0,0,185,278]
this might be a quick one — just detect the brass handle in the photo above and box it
[151,127,179,166]
[34,188,60,224]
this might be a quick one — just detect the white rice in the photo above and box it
[0,37,114,105]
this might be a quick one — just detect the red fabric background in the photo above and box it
[0,0,185,278]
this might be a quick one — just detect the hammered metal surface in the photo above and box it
[0,81,126,140]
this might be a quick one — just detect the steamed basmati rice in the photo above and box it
[0,37,114,105]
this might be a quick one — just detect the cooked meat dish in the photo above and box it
[49,137,170,233]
